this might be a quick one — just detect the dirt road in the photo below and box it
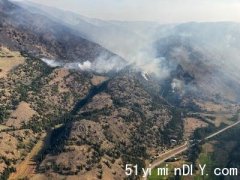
[143,119,240,180]
[9,133,47,180]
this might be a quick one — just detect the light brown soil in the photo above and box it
[0,47,25,78]
[0,125,9,131]
[91,75,108,86]
[48,68,70,93]
[184,117,208,139]
[195,101,240,114]
[9,133,46,180]
[5,101,37,128]
[0,132,21,160]
[82,92,113,111]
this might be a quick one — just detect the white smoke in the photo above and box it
[41,53,127,74]
[18,3,169,79]
[91,53,127,73]
[171,79,184,93]
[130,50,169,79]
[78,61,91,70]
[41,58,62,67]
[141,72,149,81]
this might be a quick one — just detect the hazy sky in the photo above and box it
[14,0,240,23]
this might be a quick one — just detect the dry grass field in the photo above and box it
[184,117,208,139]
[0,47,25,78]
[5,101,38,128]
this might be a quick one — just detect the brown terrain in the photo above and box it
[0,46,24,78]
[0,45,183,179]
[5,101,37,128]
[184,117,208,139]
[0,41,238,180]
[0,0,119,63]
[1,1,240,180]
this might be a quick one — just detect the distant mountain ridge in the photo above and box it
[0,0,118,62]
[16,1,159,60]
[154,22,240,102]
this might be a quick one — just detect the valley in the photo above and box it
[1,45,239,180]
[1,0,240,179]
[0,47,182,179]
[148,106,240,180]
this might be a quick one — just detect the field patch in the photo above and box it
[5,101,37,128]
[0,47,25,78]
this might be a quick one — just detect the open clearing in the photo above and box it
[5,101,37,128]
[9,133,46,180]
[184,117,208,139]
[0,47,25,78]
[0,124,9,131]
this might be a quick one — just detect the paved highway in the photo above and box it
[143,119,240,180]
[204,120,240,140]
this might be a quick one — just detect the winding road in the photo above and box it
[143,119,240,180]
